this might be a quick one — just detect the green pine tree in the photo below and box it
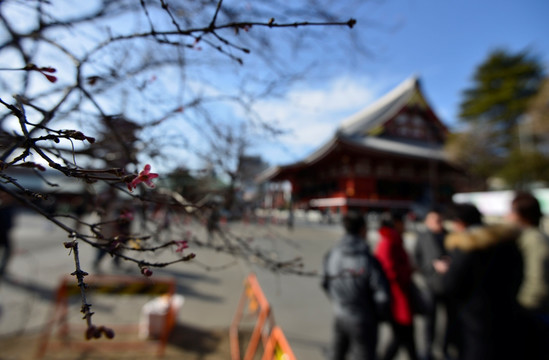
[451,48,546,188]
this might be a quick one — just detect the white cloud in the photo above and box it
[287,77,376,113]
[251,75,385,164]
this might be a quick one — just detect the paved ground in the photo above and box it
[0,212,439,359]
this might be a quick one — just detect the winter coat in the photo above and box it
[517,227,549,314]
[442,224,527,360]
[414,226,447,295]
[322,234,391,324]
[375,226,415,325]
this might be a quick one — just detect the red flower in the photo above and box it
[127,164,159,192]
[175,240,189,254]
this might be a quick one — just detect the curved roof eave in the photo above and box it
[255,136,340,183]
[338,75,420,136]
[340,136,448,162]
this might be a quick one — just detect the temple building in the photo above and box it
[256,76,469,214]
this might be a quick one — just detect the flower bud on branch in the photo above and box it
[141,266,153,277]
[18,162,46,171]
[62,130,96,143]
[23,63,58,83]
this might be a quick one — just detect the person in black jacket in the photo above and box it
[414,209,457,360]
[322,211,391,360]
[434,203,527,360]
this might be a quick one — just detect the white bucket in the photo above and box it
[138,294,184,339]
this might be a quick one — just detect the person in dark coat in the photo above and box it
[507,191,549,358]
[206,204,221,244]
[322,211,391,360]
[375,212,419,360]
[0,191,15,279]
[435,203,527,360]
[414,209,457,359]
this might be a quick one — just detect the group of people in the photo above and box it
[322,191,549,360]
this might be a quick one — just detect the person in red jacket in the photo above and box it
[375,211,418,360]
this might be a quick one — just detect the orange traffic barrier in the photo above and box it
[262,326,297,360]
[230,273,274,360]
[36,274,177,359]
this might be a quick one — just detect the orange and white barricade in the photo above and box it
[262,326,297,360]
[230,273,274,360]
[230,273,297,360]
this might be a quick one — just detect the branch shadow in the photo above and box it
[168,322,228,357]
[154,268,224,303]
[1,274,56,302]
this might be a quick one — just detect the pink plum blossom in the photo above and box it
[175,240,189,254]
[127,164,158,191]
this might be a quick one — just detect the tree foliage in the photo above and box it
[445,125,502,180]
[528,78,549,146]
[448,48,547,188]
[459,49,544,135]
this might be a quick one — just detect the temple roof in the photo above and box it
[257,75,450,183]
[338,76,422,137]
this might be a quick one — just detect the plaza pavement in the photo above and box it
[0,212,434,359]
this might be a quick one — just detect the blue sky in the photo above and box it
[377,0,549,123]
[252,0,549,166]
[1,0,547,173]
